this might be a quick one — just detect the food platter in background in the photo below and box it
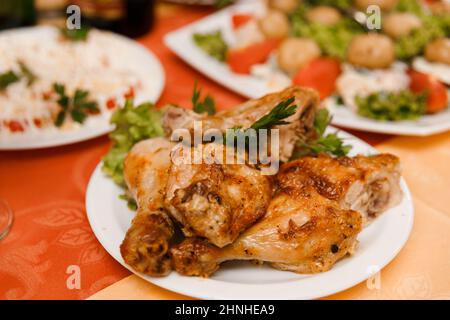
[164,0,450,136]
[0,26,165,150]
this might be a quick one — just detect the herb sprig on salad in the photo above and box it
[53,83,100,127]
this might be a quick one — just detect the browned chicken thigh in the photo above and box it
[279,154,402,225]
[120,137,175,276]
[171,184,362,277]
[171,153,402,277]
[165,143,274,248]
[162,86,319,162]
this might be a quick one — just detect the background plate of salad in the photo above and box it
[164,0,450,136]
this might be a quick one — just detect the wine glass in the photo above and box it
[0,199,14,240]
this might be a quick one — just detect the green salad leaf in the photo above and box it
[356,91,427,121]
[305,0,352,10]
[291,14,363,59]
[292,109,352,158]
[395,0,424,16]
[193,31,228,62]
[395,14,449,60]
[214,0,232,9]
[102,100,164,187]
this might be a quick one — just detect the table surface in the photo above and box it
[1,3,445,300]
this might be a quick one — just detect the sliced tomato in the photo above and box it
[226,39,281,74]
[292,58,341,100]
[231,14,253,29]
[408,70,448,114]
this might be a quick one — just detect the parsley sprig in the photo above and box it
[192,81,216,115]
[18,61,37,86]
[293,109,352,158]
[53,83,100,127]
[250,97,297,130]
[224,97,298,144]
[60,25,90,41]
[0,71,20,90]
[0,61,37,90]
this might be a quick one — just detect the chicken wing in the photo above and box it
[162,86,319,162]
[120,137,175,276]
[278,154,402,224]
[171,153,402,277]
[165,143,274,248]
[171,186,362,276]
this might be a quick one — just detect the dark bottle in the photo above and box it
[71,0,155,38]
[0,0,36,31]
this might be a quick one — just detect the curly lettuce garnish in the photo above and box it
[193,31,228,62]
[102,100,164,187]
[395,14,449,60]
[291,14,363,59]
[305,0,352,10]
[356,91,427,121]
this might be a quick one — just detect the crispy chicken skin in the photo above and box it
[171,185,362,277]
[162,86,319,162]
[120,138,175,276]
[165,143,274,248]
[279,154,402,224]
[171,153,402,277]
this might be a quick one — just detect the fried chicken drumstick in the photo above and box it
[171,154,402,277]
[120,137,175,276]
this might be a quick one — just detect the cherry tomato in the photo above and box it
[226,39,281,74]
[293,58,341,100]
[232,14,253,29]
[408,70,448,114]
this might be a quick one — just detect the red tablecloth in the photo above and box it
[0,4,391,299]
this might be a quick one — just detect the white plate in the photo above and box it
[0,26,165,150]
[85,129,414,300]
[327,98,450,136]
[164,1,450,136]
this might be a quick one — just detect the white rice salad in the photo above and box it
[0,27,153,134]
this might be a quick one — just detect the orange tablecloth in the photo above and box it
[1,4,444,300]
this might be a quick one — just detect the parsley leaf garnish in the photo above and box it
[0,71,20,90]
[224,97,298,144]
[53,83,100,127]
[293,109,352,158]
[250,97,297,130]
[18,61,37,86]
[60,25,90,41]
[192,81,217,115]
[0,61,37,90]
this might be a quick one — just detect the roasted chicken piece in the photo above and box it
[120,137,175,276]
[171,186,362,277]
[171,153,402,277]
[165,143,273,248]
[279,154,402,225]
[162,86,319,162]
